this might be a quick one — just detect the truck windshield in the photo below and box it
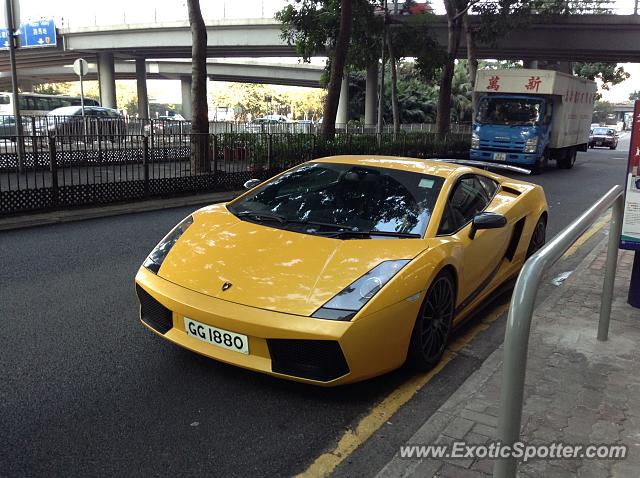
[476,98,543,126]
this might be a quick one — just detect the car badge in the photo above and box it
[222,282,233,292]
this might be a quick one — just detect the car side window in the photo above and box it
[477,175,499,198]
[438,175,493,235]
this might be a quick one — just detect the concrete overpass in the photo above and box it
[2,14,640,122]
[18,14,635,66]
[2,59,323,88]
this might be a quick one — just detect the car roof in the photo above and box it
[310,155,479,179]
[48,106,81,115]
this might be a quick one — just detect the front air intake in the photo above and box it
[136,285,173,334]
[267,339,349,382]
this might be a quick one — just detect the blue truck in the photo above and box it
[470,69,597,174]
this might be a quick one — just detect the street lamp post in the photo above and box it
[5,0,25,172]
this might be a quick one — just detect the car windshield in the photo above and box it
[476,98,543,126]
[228,162,445,238]
[592,128,614,136]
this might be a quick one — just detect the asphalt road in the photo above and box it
[0,135,630,478]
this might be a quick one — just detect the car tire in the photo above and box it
[610,145,616,150]
[407,270,455,371]
[526,216,547,259]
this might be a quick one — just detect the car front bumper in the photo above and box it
[589,138,615,147]
[134,267,421,386]
[470,149,538,166]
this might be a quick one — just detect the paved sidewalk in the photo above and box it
[377,239,640,478]
[0,190,241,231]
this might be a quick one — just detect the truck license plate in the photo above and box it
[493,153,507,161]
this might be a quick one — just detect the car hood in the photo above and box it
[158,204,427,316]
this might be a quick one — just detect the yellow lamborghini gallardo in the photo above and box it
[135,156,548,386]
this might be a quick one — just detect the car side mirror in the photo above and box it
[243,178,262,190]
[469,212,507,239]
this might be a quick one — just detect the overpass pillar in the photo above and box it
[524,60,539,69]
[181,76,192,120]
[97,52,117,109]
[365,64,378,127]
[20,79,34,92]
[336,74,349,126]
[135,58,149,119]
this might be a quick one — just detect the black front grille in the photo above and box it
[267,339,350,382]
[136,285,173,334]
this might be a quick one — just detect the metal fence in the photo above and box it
[493,185,625,478]
[0,115,473,138]
[0,131,470,216]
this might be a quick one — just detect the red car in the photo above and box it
[588,127,618,150]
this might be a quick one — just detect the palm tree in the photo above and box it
[450,61,473,124]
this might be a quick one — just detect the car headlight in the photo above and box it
[471,133,480,149]
[524,137,538,153]
[312,260,411,321]
[143,215,193,274]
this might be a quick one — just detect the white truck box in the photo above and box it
[475,69,597,149]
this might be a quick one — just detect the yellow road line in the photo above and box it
[561,211,611,259]
[296,303,508,478]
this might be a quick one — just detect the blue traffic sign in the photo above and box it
[0,18,57,50]
[20,19,57,48]
[0,28,10,49]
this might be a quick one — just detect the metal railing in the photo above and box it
[0,116,472,138]
[493,185,625,478]
[0,131,470,215]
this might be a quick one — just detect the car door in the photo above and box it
[438,174,510,309]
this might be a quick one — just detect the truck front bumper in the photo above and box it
[470,149,538,166]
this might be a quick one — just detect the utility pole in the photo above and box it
[4,0,24,171]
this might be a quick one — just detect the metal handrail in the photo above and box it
[493,185,625,478]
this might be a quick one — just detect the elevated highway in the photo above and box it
[1,14,639,121]
[0,59,323,89]
[3,14,637,70]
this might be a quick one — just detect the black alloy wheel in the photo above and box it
[526,216,547,259]
[407,271,455,371]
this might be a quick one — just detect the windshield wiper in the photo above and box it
[235,212,354,230]
[235,211,286,223]
[320,230,421,239]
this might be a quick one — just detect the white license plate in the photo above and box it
[596,141,602,146]
[493,152,507,161]
[184,317,249,354]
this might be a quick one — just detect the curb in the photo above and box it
[375,232,611,478]
[0,190,243,232]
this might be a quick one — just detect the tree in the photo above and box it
[385,4,443,134]
[321,0,353,139]
[436,1,471,134]
[186,0,209,173]
[33,83,71,95]
[277,0,359,139]
[593,100,614,125]
[630,91,640,101]
[574,62,630,97]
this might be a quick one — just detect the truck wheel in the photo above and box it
[557,149,576,169]
[531,149,550,175]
